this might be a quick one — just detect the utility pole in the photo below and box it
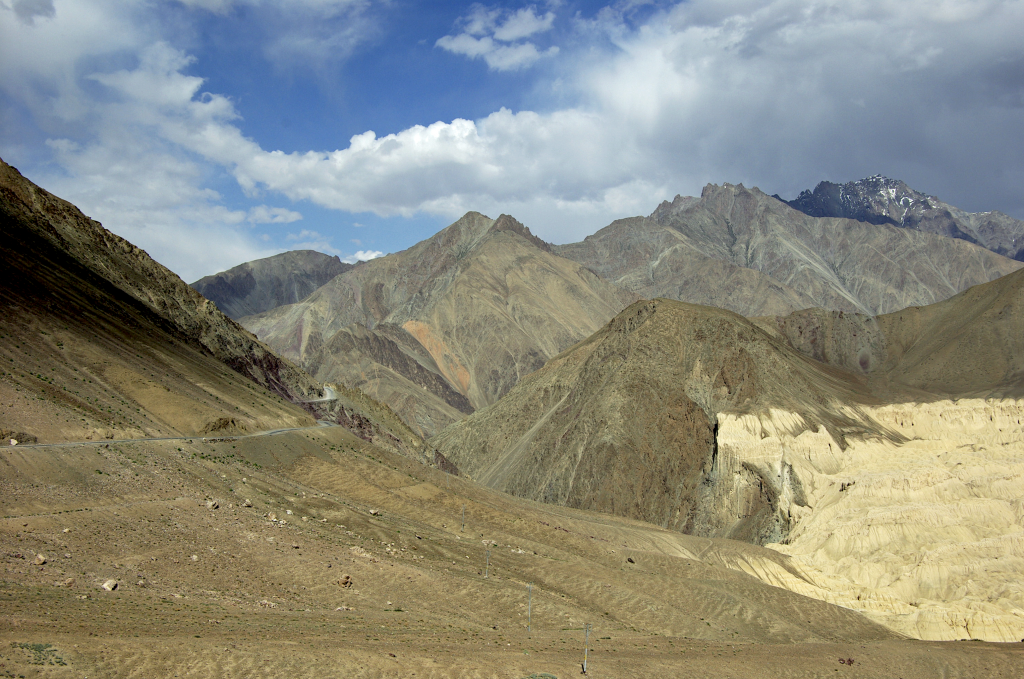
[582,622,592,674]
[527,583,532,633]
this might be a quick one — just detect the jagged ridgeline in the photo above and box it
[0,158,420,456]
[783,175,1024,261]
[556,182,1022,317]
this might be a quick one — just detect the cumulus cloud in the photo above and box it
[342,249,384,264]
[4,0,1024,279]
[248,205,302,224]
[437,4,559,71]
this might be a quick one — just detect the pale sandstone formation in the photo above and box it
[714,399,1024,642]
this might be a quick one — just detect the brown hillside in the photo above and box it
[433,298,892,546]
[0,158,420,457]
[556,183,1022,317]
[243,213,637,436]
[755,267,1024,398]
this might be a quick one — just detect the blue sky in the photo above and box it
[2,0,1023,282]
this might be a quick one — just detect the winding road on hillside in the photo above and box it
[6,420,340,450]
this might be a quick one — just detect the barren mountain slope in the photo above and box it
[436,284,1024,641]
[0,159,420,457]
[20,423,1017,677]
[242,213,637,436]
[755,266,1024,398]
[191,250,352,320]
[433,298,893,546]
[557,183,1021,317]
[785,175,1024,261]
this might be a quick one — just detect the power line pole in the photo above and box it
[527,583,532,633]
[582,623,592,674]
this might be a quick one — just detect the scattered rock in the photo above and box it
[62,528,71,533]
[369,509,379,516]
[335,605,353,611]
[64,578,75,587]
[339,574,353,588]
[101,579,118,591]
[267,512,277,521]
[320,518,327,523]
[243,499,253,507]
[627,557,635,564]
[34,553,47,565]
[302,516,309,522]
[257,599,277,608]
[137,579,147,587]
[292,543,300,549]
[285,509,293,515]
[206,499,219,510]
[190,554,199,562]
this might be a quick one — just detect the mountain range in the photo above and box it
[0,158,420,458]
[3,158,1023,652]
[228,180,1020,438]
[783,175,1024,261]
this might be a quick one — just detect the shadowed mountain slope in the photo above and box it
[242,213,637,437]
[191,250,352,320]
[556,183,1022,317]
[0,158,420,457]
[784,175,1024,261]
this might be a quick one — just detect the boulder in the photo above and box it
[101,579,118,591]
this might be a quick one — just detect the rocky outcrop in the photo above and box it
[784,175,1024,261]
[191,250,351,319]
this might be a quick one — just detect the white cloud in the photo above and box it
[4,0,1024,280]
[342,249,384,264]
[437,4,559,71]
[492,6,555,41]
[248,205,302,224]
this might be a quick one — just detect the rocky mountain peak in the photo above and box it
[488,213,552,252]
[784,175,1024,260]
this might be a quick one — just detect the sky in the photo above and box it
[1,0,1022,282]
